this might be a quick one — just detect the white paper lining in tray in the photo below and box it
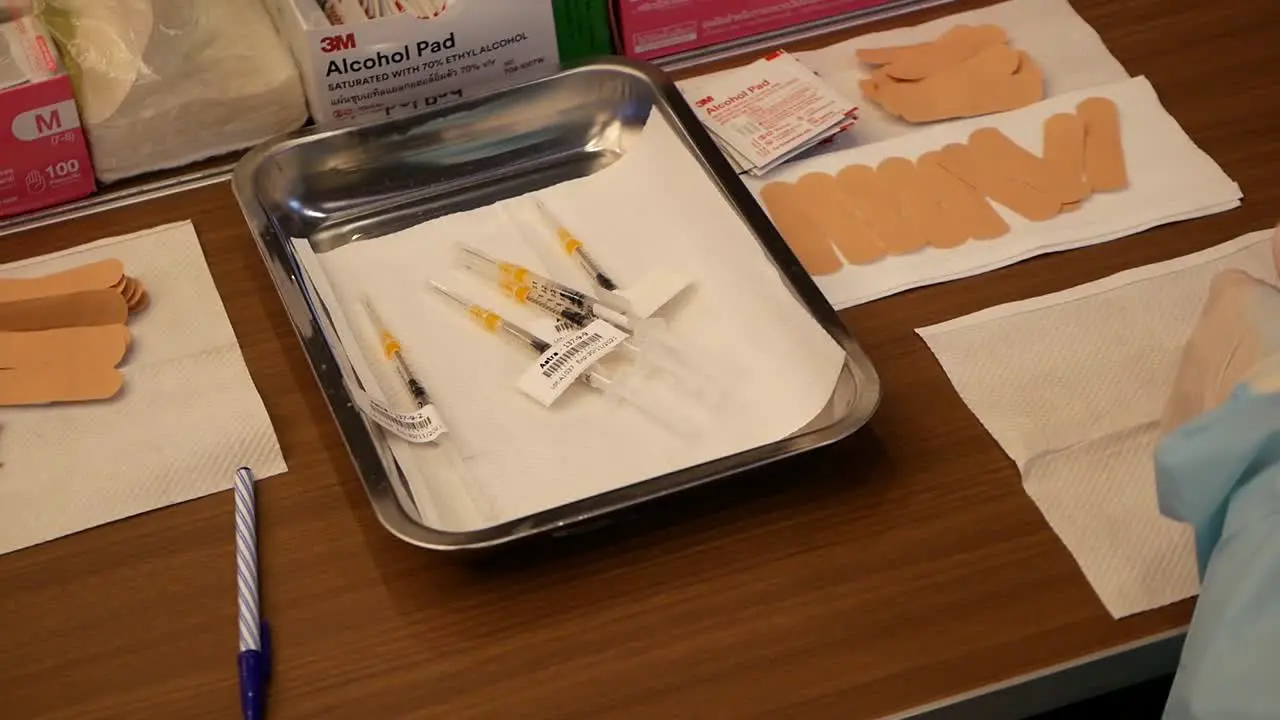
[293,111,847,532]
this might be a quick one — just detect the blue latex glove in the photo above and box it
[1156,361,1280,719]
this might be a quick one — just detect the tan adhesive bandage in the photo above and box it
[947,24,1009,48]
[891,45,1022,123]
[860,25,1041,124]
[0,259,125,304]
[859,77,886,113]
[0,325,131,370]
[132,290,150,314]
[874,158,935,253]
[0,365,125,406]
[937,143,1060,222]
[917,151,1010,241]
[124,278,146,311]
[1043,112,1091,200]
[794,173,887,265]
[968,127,1090,203]
[760,182,845,276]
[881,47,962,82]
[856,39,933,66]
[976,51,1044,116]
[879,25,1007,80]
[863,68,909,118]
[880,28,988,79]
[836,164,917,255]
[1078,96,1128,191]
[855,24,1006,71]
[0,289,130,332]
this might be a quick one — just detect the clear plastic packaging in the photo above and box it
[36,0,308,182]
[0,1,32,23]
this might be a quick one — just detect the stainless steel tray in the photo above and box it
[233,57,881,550]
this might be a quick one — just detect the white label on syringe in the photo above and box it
[350,387,448,443]
[517,319,628,407]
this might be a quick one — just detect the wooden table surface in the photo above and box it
[2,0,1277,717]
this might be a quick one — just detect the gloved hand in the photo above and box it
[1157,384,1280,720]
[1157,224,1280,570]
[1154,225,1280,720]
[1160,261,1280,435]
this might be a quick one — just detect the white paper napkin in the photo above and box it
[0,221,287,555]
[917,230,1280,617]
[677,0,1131,153]
[795,0,1131,148]
[745,77,1242,309]
[298,112,848,533]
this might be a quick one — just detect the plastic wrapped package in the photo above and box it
[0,24,24,90]
[37,0,308,183]
[0,4,26,23]
[0,0,32,22]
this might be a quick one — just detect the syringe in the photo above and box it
[499,281,594,331]
[361,295,431,408]
[430,280,615,391]
[457,245,592,327]
[457,245,629,329]
[531,197,621,293]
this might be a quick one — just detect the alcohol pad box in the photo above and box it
[615,0,900,60]
[0,15,94,220]
[264,0,560,127]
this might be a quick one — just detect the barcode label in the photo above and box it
[541,331,604,377]
[517,319,628,406]
[350,387,447,444]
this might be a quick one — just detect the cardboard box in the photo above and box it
[264,0,561,127]
[614,0,900,60]
[553,0,615,63]
[0,15,94,220]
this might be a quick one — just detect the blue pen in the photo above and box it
[234,467,270,720]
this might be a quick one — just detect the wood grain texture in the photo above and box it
[1,0,1278,717]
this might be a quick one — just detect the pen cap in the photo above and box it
[238,649,268,720]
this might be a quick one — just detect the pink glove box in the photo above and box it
[614,0,901,60]
[0,15,94,220]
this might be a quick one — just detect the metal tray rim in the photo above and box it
[233,57,881,550]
